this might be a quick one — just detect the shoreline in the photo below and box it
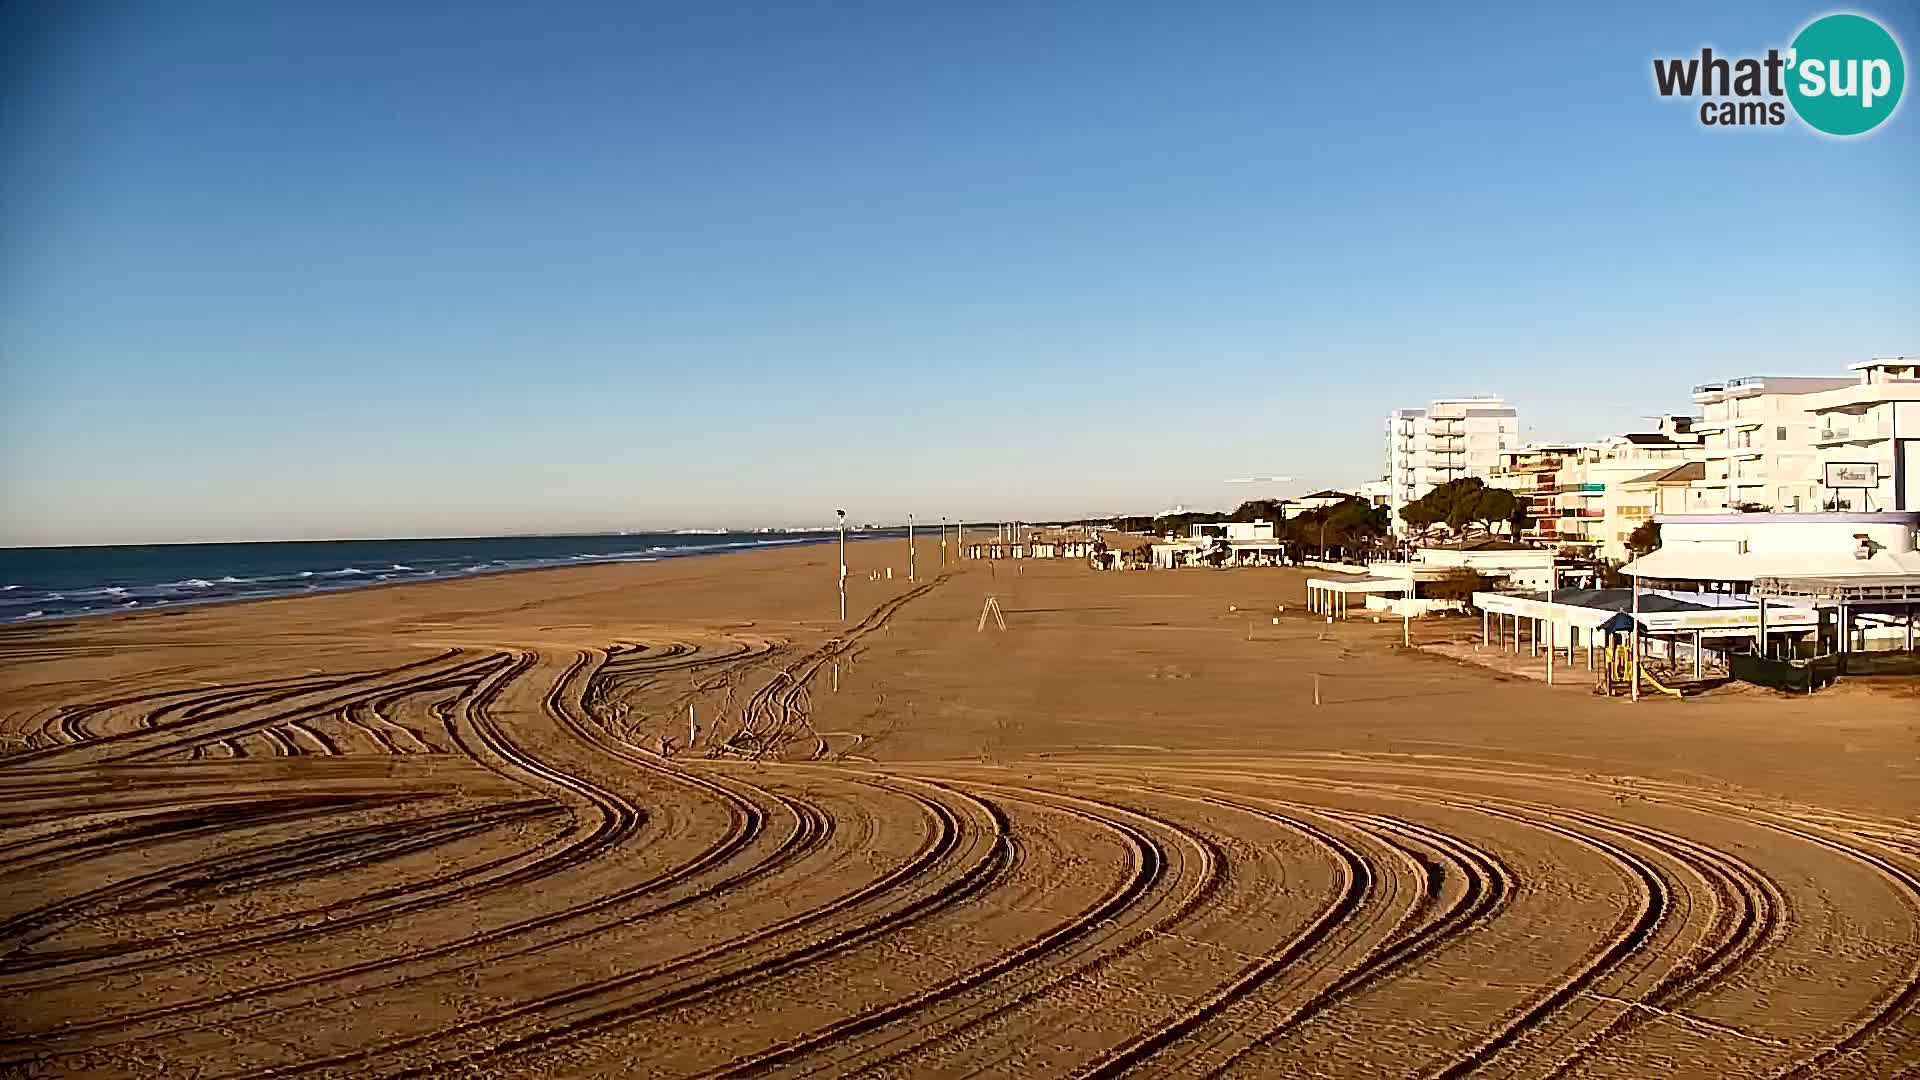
[1,533,870,629]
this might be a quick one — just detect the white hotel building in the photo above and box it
[1688,375,1852,513]
[1385,396,1519,532]
[1802,357,1920,512]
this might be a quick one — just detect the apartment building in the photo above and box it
[1689,376,1854,512]
[1802,357,1920,512]
[1489,444,1586,546]
[1547,421,1705,561]
[1483,419,1705,560]
[1384,396,1519,532]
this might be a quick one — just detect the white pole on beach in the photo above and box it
[908,513,916,582]
[1546,566,1555,686]
[837,508,847,623]
[941,516,947,567]
[1630,570,1641,703]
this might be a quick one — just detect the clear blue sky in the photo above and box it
[4,1,1915,545]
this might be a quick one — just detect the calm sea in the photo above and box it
[0,531,854,623]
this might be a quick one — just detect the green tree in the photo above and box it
[1470,487,1519,534]
[1626,519,1661,556]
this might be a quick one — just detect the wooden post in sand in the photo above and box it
[1313,673,1322,706]
[688,704,696,748]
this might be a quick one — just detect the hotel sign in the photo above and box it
[1823,461,1879,489]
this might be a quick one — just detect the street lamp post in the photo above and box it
[836,509,847,623]
[908,513,915,581]
[940,516,947,567]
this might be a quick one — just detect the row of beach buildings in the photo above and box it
[966,356,1920,682]
[1364,356,1919,562]
[1339,356,1920,678]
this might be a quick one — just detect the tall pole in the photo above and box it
[836,509,847,623]
[1630,570,1641,703]
[941,516,947,567]
[908,513,916,581]
[1545,565,1556,686]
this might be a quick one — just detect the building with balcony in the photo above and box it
[1801,357,1920,512]
[1489,444,1586,546]
[1688,375,1854,512]
[1384,396,1518,533]
[1488,419,1704,561]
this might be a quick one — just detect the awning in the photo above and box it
[1472,590,1818,635]
[1306,577,1411,594]
[1621,546,1920,582]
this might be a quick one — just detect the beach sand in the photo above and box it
[3,538,1916,1077]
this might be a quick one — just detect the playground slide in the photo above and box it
[1636,666,1684,698]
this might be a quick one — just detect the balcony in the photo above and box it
[1815,421,1893,445]
[1558,508,1605,519]
[1539,482,1605,495]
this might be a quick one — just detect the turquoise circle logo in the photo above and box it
[1786,13,1905,135]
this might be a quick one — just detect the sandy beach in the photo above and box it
[3,538,1916,1078]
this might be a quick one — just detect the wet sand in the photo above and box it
[3,538,1917,1077]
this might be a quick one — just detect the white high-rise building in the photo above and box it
[1689,375,1855,512]
[1803,357,1920,512]
[1384,396,1519,532]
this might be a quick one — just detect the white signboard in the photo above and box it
[1823,461,1879,489]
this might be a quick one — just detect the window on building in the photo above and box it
[1776,426,1787,441]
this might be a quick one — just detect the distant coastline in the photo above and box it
[0,530,896,624]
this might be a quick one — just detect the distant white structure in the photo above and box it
[1385,396,1519,533]
[1800,357,1920,512]
[1189,520,1276,543]
[1150,520,1285,567]
[1689,375,1854,513]
[1306,539,1555,619]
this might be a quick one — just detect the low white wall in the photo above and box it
[1364,595,1465,617]
[1301,559,1370,575]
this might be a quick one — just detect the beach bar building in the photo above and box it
[1620,511,1920,656]
[1150,520,1286,568]
[1307,540,1558,619]
[1469,587,1819,677]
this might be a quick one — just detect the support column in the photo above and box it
[1839,602,1850,654]
[1483,608,1490,648]
[1586,634,1594,671]
[1907,603,1915,652]
[1756,595,1768,658]
[1530,617,1538,657]
[1694,631,1704,679]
